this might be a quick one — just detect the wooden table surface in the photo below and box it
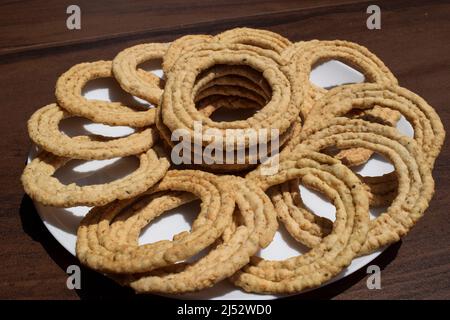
[0,0,449,300]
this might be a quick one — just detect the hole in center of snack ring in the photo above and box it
[396,115,414,138]
[258,183,337,260]
[82,77,155,110]
[138,198,201,244]
[53,157,139,186]
[193,64,272,122]
[303,172,392,223]
[137,58,165,80]
[208,101,262,122]
[59,117,136,138]
[353,153,394,177]
[257,223,310,260]
[310,60,364,90]
[300,184,337,222]
[322,143,396,175]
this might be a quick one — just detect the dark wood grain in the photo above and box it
[0,0,449,300]
[0,0,364,55]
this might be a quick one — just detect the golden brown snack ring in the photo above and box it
[162,28,291,74]
[28,104,158,160]
[76,170,235,274]
[160,43,299,148]
[334,105,401,166]
[157,75,269,151]
[121,176,278,293]
[56,60,156,127]
[158,43,300,172]
[284,40,400,166]
[274,81,442,250]
[301,83,445,168]
[156,100,300,173]
[112,42,169,104]
[234,148,370,294]
[269,179,334,248]
[262,118,434,255]
[270,170,398,249]
[21,148,170,207]
[162,35,212,74]
[214,27,292,55]
[283,40,398,119]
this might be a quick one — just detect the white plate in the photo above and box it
[30,60,413,300]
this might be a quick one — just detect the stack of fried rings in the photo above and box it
[264,83,444,254]
[20,28,445,295]
[157,33,298,172]
[77,170,278,293]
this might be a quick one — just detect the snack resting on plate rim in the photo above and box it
[56,60,157,127]
[112,42,169,104]
[21,148,170,207]
[27,103,159,160]
[233,148,370,294]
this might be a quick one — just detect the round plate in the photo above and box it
[30,61,413,299]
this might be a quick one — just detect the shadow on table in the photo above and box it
[19,194,401,300]
[19,194,162,300]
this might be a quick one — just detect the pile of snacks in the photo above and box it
[21,28,445,295]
